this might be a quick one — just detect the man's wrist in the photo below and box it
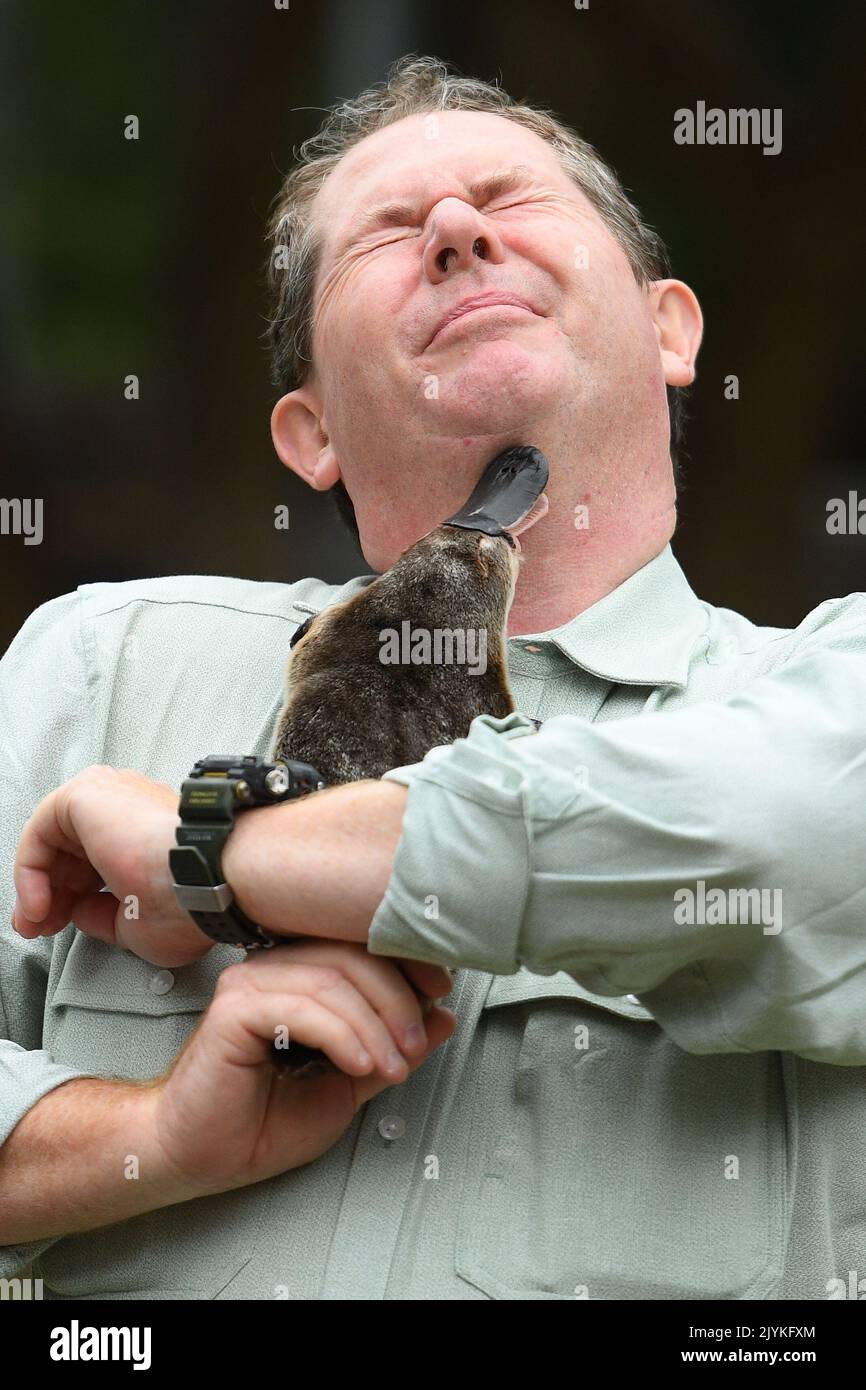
[140,805,215,963]
[219,781,408,944]
[124,1084,203,1204]
[219,798,302,936]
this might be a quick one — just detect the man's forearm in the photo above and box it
[220,780,408,944]
[0,1079,200,1247]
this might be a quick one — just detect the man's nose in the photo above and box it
[422,197,506,283]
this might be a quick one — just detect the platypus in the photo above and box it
[266,444,549,1075]
[269,445,549,779]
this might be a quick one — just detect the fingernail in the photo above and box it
[404,1023,425,1053]
[386,1048,407,1076]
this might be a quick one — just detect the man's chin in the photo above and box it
[427,340,566,434]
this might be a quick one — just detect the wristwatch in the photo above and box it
[169,754,324,950]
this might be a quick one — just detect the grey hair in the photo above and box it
[263,53,687,535]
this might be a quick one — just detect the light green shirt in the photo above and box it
[1,544,864,1300]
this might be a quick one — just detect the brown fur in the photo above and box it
[269,526,521,783]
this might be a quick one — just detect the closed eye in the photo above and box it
[485,195,537,214]
[364,200,532,250]
[360,226,421,253]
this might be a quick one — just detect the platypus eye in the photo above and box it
[290,616,315,649]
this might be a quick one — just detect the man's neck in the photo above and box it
[355,419,678,634]
[505,494,677,636]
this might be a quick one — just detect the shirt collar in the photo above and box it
[304,542,708,693]
[514,544,709,690]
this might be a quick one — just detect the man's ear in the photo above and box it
[649,279,704,387]
[271,385,342,492]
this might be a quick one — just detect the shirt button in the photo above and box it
[377,1115,406,1142]
[149,970,175,995]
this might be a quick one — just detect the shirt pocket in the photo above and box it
[454,969,789,1301]
[40,932,265,1299]
[46,932,244,1075]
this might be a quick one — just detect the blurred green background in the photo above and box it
[1,0,864,652]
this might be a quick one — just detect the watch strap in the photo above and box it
[170,762,291,950]
[169,839,276,950]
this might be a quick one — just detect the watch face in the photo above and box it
[265,764,289,796]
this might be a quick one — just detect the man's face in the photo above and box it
[300,109,677,565]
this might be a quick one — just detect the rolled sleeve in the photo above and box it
[371,648,866,1064]
[369,715,535,971]
[0,590,105,1273]
[0,1043,98,1277]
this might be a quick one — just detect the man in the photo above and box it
[1,55,864,1301]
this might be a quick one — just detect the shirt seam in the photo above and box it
[76,593,316,625]
[76,587,105,761]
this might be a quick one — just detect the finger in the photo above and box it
[12,867,53,927]
[13,785,82,921]
[12,856,104,937]
[214,987,379,1078]
[242,944,427,1064]
[339,952,451,1056]
[352,1006,458,1108]
[239,962,412,1081]
[396,958,454,1000]
[69,890,122,946]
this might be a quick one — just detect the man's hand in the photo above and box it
[0,938,457,1247]
[12,765,414,968]
[11,764,212,967]
[10,767,444,1003]
[148,939,457,1193]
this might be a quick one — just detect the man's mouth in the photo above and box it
[426,293,542,349]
